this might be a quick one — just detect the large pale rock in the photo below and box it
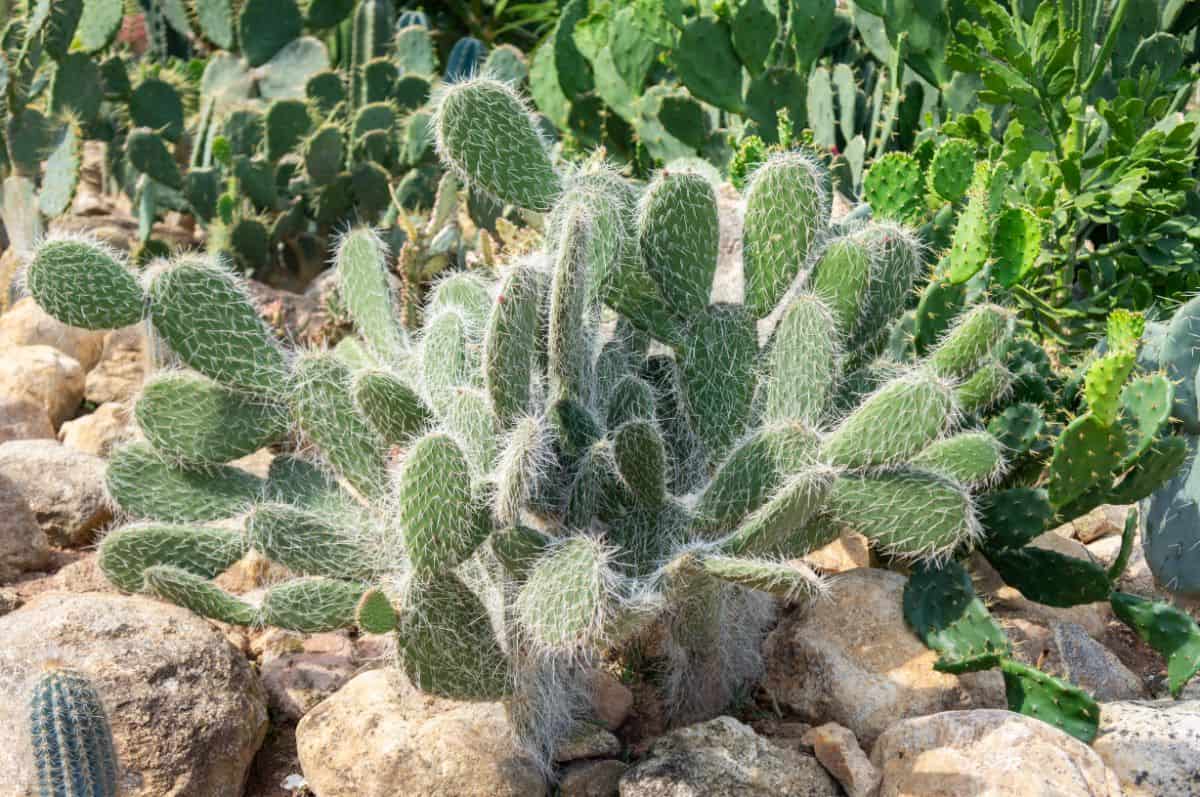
[0,440,111,546]
[1092,700,1200,796]
[618,715,839,796]
[0,398,54,443]
[762,569,1004,747]
[59,401,130,456]
[871,710,1122,796]
[0,297,106,370]
[0,593,268,796]
[85,326,147,405]
[296,669,547,797]
[1003,619,1145,701]
[0,474,50,581]
[0,345,84,426]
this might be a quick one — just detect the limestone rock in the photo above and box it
[871,709,1122,796]
[59,401,130,456]
[0,440,111,546]
[801,723,879,797]
[85,326,147,405]
[561,759,627,797]
[556,724,621,763]
[0,474,50,581]
[0,398,54,443]
[618,715,839,796]
[296,669,547,797]
[0,297,106,370]
[762,568,1004,747]
[1092,700,1200,797]
[0,592,268,796]
[802,530,870,574]
[0,345,84,427]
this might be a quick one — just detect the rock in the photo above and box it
[0,474,50,581]
[296,669,547,797]
[214,549,293,593]
[556,724,621,763]
[85,326,147,405]
[0,398,54,443]
[0,440,111,547]
[618,715,839,796]
[801,723,879,797]
[0,587,18,615]
[802,530,870,574]
[260,632,359,721]
[0,592,268,796]
[587,669,634,730]
[1088,530,1158,598]
[561,760,627,797]
[58,401,130,456]
[1003,619,1145,701]
[47,552,118,594]
[0,297,106,370]
[1068,505,1129,544]
[762,568,1004,747]
[0,345,84,427]
[1092,700,1200,796]
[972,546,1112,639]
[871,710,1122,796]
[713,183,744,305]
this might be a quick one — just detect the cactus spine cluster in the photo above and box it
[28,669,119,797]
[27,75,1029,763]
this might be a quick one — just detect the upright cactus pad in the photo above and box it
[637,171,718,316]
[25,237,146,329]
[29,669,119,797]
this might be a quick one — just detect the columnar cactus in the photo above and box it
[26,77,1026,764]
[28,669,119,797]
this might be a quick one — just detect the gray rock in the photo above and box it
[1093,700,1200,796]
[871,709,1122,796]
[1052,621,1146,701]
[0,398,54,444]
[619,715,840,796]
[259,631,360,721]
[0,592,268,796]
[0,439,111,546]
[0,345,84,427]
[561,759,627,797]
[0,473,50,581]
[556,724,621,763]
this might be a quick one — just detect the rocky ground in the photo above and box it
[2,193,1199,794]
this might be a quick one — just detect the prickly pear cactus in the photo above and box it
[29,669,119,797]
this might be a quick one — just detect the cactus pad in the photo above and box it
[26,237,146,329]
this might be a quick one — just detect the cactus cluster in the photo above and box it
[25,75,1040,762]
[28,668,120,797]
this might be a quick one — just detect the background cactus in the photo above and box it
[28,668,120,797]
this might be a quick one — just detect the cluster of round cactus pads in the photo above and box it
[22,77,1200,761]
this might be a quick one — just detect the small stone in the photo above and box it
[802,530,871,574]
[0,473,50,581]
[0,297,106,370]
[215,549,293,594]
[556,724,621,763]
[560,760,627,797]
[0,587,19,615]
[1070,504,1129,544]
[0,439,111,547]
[1088,529,1159,599]
[871,709,1122,796]
[0,397,54,443]
[801,723,879,797]
[59,401,130,456]
[0,344,84,427]
[1093,699,1200,797]
[260,631,359,721]
[619,716,839,796]
[587,669,634,730]
[85,326,148,405]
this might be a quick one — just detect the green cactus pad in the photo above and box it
[912,278,967,355]
[565,442,629,529]
[605,375,656,429]
[395,24,437,74]
[351,370,431,446]
[265,99,312,161]
[49,54,103,126]
[260,577,364,632]
[307,71,346,114]
[442,388,499,472]
[904,560,1009,673]
[700,556,825,601]
[356,588,398,633]
[247,503,374,581]
[98,523,247,593]
[1110,591,1200,697]
[863,152,925,224]
[135,372,288,465]
[985,546,1113,607]
[26,237,146,329]
[335,227,407,361]
[148,258,290,395]
[397,573,509,700]
[990,206,1042,288]
[977,488,1053,549]
[1045,414,1126,509]
[927,139,975,202]
[955,360,1013,414]
[928,304,1013,380]
[946,163,993,284]
[742,153,825,318]
[130,79,185,142]
[362,58,397,104]
[547,206,598,404]
[304,125,345,187]
[677,304,758,459]
[987,403,1045,455]
[263,455,339,506]
[517,536,614,652]
[1084,348,1137,427]
[853,224,923,355]
[422,311,479,414]
[489,525,551,580]
[722,466,837,558]
[428,273,493,329]
[809,235,872,336]
[76,0,123,52]
[910,432,1006,487]
[484,265,544,426]
[764,294,841,426]
[1072,435,1187,516]
[1119,374,1173,463]
[548,398,602,458]
[143,564,258,624]
[292,352,389,497]
[127,128,182,189]
[434,78,560,211]
[30,668,119,797]
[1000,658,1100,743]
[195,0,235,47]
[821,369,954,468]
[829,470,979,561]
[399,432,489,575]
[637,170,718,316]
[239,0,302,66]
[613,420,668,508]
[107,442,264,522]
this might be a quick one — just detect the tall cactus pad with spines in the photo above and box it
[352,370,431,445]
[742,153,825,318]
[928,304,1013,379]
[517,536,615,653]
[678,304,758,459]
[821,370,954,469]
[336,228,406,362]
[810,235,872,334]
[260,577,365,632]
[927,139,975,202]
[398,432,488,575]
[99,523,247,592]
[637,171,718,316]
[947,163,993,283]
[910,432,1006,487]
[247,503,374,581]
[485,264,544,427]
[29,669,119,797]
[143,564,259,624]
[26,237,146,329]
[107,443,264,522]
[434,79,560,211]
[764,295,840,426]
